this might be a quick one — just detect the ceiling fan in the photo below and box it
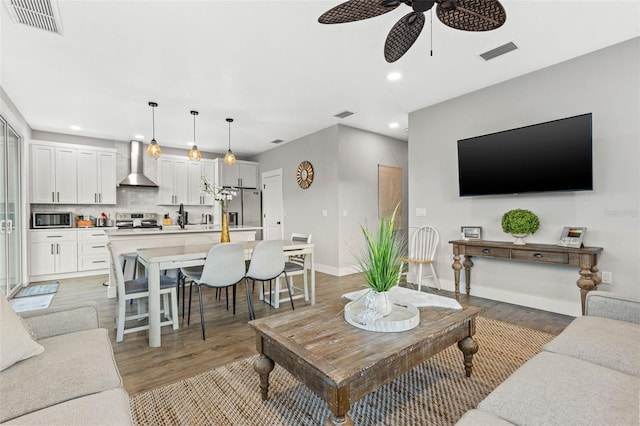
[319,0,507,63]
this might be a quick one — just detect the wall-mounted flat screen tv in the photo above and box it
[457,113,593,197]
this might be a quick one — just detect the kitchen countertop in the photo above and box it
[104,225,262,236]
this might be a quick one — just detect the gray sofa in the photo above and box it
[457,291,640,425]
[0,301,133,425]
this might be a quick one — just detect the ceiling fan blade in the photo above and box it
[436,0,506,32]
[384,12,426,63]
[319,0,401,24]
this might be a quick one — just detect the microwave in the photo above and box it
[32,212,73,228]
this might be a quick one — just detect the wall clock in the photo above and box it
[296,161,314,189]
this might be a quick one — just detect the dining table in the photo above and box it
[135,240,315,347]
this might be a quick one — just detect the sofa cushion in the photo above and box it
[0,328,123,423]
[543,316,640,377]
[456,409,514,425]
[2,388,133,425]
[0,295,44,372]
[478,352,639,426]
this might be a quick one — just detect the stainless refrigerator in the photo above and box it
[227,188,262,239]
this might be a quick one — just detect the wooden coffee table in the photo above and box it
[248,300,481,425]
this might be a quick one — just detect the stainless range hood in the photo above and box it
[119,141,158,188]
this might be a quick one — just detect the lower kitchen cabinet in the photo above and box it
[29,229,110,280]
[77,229,110,272]
[29,230,78,276]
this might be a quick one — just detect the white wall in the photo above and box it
[254,124,408,275]
[408,38,640,316]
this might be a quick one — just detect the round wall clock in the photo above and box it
[296,161,314,189]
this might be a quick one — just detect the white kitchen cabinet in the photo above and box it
[77,149,117,204]
[77,229,109,272]
[29,230,77,276]
[214,158,258,188]
[30,143,78,203]
[187,159,216,206]
[158,156,189,205]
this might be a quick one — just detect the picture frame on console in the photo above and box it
[461,226,482,240]
[557,226,587,248]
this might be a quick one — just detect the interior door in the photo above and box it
[262,169,283,240]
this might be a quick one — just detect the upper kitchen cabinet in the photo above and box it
[214,158,258,188]
[158,156,189,205]
[187,159,216,206]
[30,142,78,204]
[77,149,117,204]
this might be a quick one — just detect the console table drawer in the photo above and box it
[511,249,569,264]
[467,246,510,258]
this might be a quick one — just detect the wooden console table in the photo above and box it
[449,240,603,315]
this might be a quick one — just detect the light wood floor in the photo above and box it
[36,272,574,395]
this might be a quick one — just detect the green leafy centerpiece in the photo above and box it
[501,209,540,245]
[354,207,403,317]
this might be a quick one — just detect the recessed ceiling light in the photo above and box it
[387,72,402,81]
[69,125,81,131]
[134,134,144,140]
[389,122,399,129]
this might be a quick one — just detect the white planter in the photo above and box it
[511,233,529,245]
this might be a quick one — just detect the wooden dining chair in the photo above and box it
[400,226,441,291]
[188,243,247,340]
[245,240,295,321]
[263,233,312,307]
[107,243,179,342]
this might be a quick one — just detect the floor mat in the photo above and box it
[14,282,59,298]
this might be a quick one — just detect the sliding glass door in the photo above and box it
[0,115,22,296]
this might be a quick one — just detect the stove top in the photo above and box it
[115,212,160,229]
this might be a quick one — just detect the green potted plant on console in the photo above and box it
[501,209,540,245]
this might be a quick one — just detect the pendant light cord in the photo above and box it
[152,106,155,140]
[228,120,231,150]
[430,9,433,57]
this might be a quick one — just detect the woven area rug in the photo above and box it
[130,317,553,425]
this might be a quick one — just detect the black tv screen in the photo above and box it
[457,113,593,196]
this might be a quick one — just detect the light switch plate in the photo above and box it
[416,208,427,217]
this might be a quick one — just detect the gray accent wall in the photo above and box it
[408,37,640,316]
[253,124,408,275]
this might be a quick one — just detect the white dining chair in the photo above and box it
[107,243,179,342]
[245,240,295,321]
[188,243,247,340]
[400,226,441,291]
[263,233,312,307]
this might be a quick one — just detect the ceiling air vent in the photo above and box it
[270,139,284,144]
[334,110,354,119]
[4,0,63,35]
[480,42,517,61]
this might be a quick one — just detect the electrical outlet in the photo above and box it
[601,271,612,284]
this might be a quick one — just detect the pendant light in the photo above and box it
[146,101,162,158]
[223,117,237,165]
[188,110,202,162]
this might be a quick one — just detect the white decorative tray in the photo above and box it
[344,297,420,333]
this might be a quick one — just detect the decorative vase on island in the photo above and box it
[221,210,230,243]
[511,233,529,245]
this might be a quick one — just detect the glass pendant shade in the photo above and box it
[189,145,202,162]
[224,117,236,165]
[146,139,162,158]
[224,150,236,165]
[146,102,162,158]
[188,110,201,162]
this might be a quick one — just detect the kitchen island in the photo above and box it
[105,225,262,298]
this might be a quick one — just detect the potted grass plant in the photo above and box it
[355,206,403,316]
[501,208,540,245]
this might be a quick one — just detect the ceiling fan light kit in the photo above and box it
[319,0,507,62]
[146,101,162,158]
